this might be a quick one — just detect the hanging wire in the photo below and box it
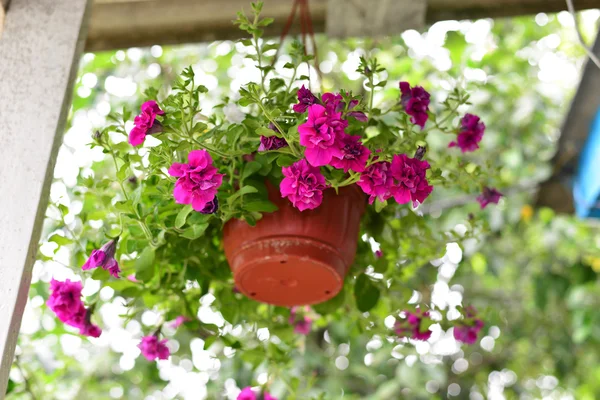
[565,0,600,70]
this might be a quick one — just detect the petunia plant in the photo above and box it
[42,1,501,397]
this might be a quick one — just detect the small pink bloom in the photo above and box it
[127,274,139,283]
[357,161,394,204]
[375,250,383,258]
[289,306,312,335]
[449,113,485,152]
[477,187,502,209]
[329,134,371,173]
[453,306,484,344]
[293,85,319,113]
[128,100,164,146]
[138,335,170,361]
[395,309,432,341]
[399,82,430,129]
[298,104,346,167]
[82,239,121,278]
[390,154,433,207]
[280,159,327,211]
[169,316,190,329]
[237,387,277,400]
[46,279,83,323]
[168,150,224,212]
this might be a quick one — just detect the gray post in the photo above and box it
[0,0,91,394]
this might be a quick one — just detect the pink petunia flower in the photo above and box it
[127,274,139,283]
[289,306,312,335]
[298,104,347,167]
[477,187,502,209]
[399,82,430,129]
[329,134,371,173]
[129,100,165,146]
[375,249,383,258]
[357,161,394,204]
[258,124,288,152]
[237,387,277,400]
[453,306,484,344]
[47,279,102,337]
[81,239,121,278]
[280,159,328,211]
[46,279,84,323]
[293,85,319,113]
[390,154,433,207]
[449,113,485,152]
[394,309,432,341]
[322,92,368,121]
[168,150,224,212]
[138,335,170,361]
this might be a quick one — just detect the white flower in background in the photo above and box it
[223,103,245,124]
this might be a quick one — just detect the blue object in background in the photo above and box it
[574,107,600,218]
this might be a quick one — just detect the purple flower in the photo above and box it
[67,306,102,338]
[322,92,368,121]
[390,154,433,207]
[258,123,288,152]
[375,250,383,258]
[138,335,170,361]
[46,279,83,323]
[280,159,327,211]
[289,306,312,335]
[200,197,219,214]
[237,387,277,400]
[293,85,319,113]
[168,150,224,212]
[477,187,503,209]
[329,134,371,173]
[394,309,432,341]
[82,239,121,278]
[449,113,485,152]
[399,82,430,129]
[357,161,394,204]
[453,306,484,344]
[298,104,347,167]
[129,100,165,146]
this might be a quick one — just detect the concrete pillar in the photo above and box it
[0,0,91,394]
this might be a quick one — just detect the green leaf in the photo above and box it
[135,247,155,282]
[92,267,109,281]
[244,200,278,213]
[175,205,194,229]
[48,233,73,246]
[256,126,278,137]
[242,161,262,180]
[354,273,380,312]
[227,185,258,204]
[181,223,209,240]
[375,199,387,213]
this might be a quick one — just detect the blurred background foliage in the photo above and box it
[7,9,600,400]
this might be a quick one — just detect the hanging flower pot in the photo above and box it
[223,182,366,306]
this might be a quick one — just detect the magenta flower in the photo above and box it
[46,279,84,323]
[127,274,139,283]
[453,306,484,344]
[449,113,485,152]
[199,197,219,214]
[138,335,170,361]
[280,159,327,211]
[289,306,312,335]
[47,279,102,337]
[390,154,433,207]
[399,82,430,129]
[298,104,347,167]
[168,150,224,212]
[258,124,288,152]
[169,316,190,329]
[477,187,503,209]
[375,250,383,258]
[394,309,432,341]
[293,85,319,113]
[81,239,121,278]
[357,161,394,204]
[129,100,165,146]
[237,387,277,400]
[329,134,371,173]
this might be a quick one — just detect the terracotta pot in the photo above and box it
[223,183,366,306]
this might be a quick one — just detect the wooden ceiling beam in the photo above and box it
[85,0,600,52]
